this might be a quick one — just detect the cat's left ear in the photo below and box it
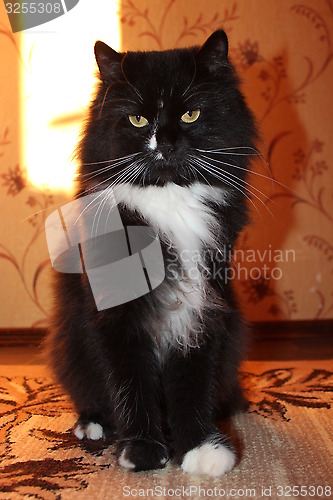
[94,41,123,82]
[195,30,229,70]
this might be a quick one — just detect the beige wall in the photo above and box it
[1,0,333,327]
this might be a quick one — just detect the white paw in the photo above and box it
[74,422,104,441]
[181,441,236,477]
[118,448,136,470]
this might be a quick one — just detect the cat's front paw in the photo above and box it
[181,438,236,477]
[117,439,169,472]
[74,421,104,441]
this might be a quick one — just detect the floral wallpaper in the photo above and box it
[0,5,67,327]
[1,163,57,327]
[0,0,333,327]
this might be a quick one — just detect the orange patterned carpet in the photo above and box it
[0,361,332,499]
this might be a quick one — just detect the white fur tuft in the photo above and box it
[118,448,136,470]
[85,422,104,440]
[73,424,85,440]
[181,441,236,477]
[74,422,104,440]
[148,133,157,151]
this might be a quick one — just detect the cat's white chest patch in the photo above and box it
[113,182,225,252]
[112,182,227,348]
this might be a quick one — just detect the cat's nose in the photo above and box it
[156,129,177,160]
[158,143,174,160]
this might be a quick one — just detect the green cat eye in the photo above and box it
[181,109,201,123]
[129,115,149,128]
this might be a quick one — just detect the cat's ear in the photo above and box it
[196,30,229,70]
[94,41,123,82]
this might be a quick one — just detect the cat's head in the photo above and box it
[79,30,257,191]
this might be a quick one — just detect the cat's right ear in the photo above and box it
[195,30,229,71]
[94,41,123,82]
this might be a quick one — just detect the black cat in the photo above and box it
[47,30,257,477]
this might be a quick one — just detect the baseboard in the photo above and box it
[0,329,46,347]
[251,319,333,340]
[0,320,332,347]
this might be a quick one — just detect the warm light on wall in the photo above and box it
[21,0,121,192]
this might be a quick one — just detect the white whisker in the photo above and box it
[80,161,137,197]
[81,152,140,167]
[187,159,213,188]
[196,146,258,153]
[81,153,140,181]
[102,162,147,236]
[189,156,265,222]
[198,152,283,187]
[91,160,147,238]
[192,154,273,204]
[195,148,294,195]
[74,161,140,229]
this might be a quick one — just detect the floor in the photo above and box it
[2,358,332,499]
[0,346,46,365]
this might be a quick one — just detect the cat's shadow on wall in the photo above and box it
[233,48,309,323]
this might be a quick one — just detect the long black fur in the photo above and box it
[47,30,257,473]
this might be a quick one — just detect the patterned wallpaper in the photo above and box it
[0,0,333,327]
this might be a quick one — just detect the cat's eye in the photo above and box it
[129,115,149,128]
[181,109,201,123]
